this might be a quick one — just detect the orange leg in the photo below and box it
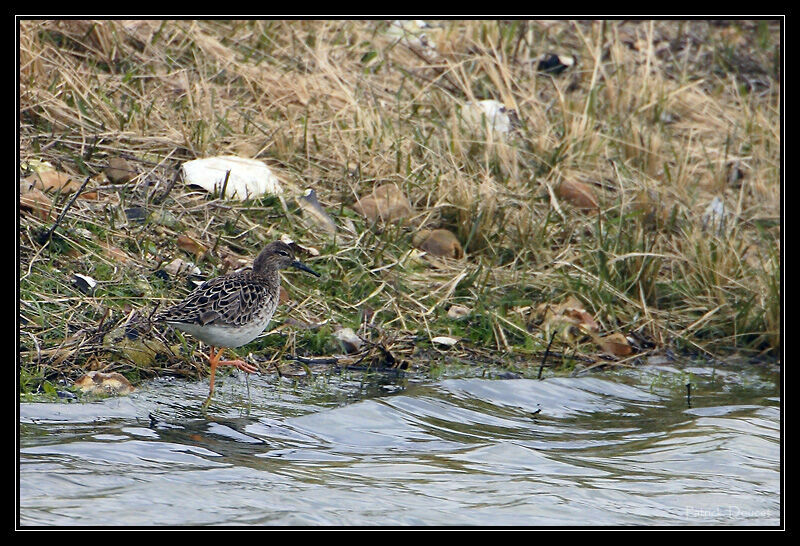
[204,346,259,403]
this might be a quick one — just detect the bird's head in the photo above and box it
[253,241,320,278]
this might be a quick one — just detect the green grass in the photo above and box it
[18,20,781,395]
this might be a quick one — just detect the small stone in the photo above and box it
[57,390,77,400]
[333,327,363,353]
[352,184,413,223]
[74,371,135,396]
[105,157,137,184]
[556,179,599,211]
[414,229,463,258]
[447,305,470,319]
[125,207,149,224]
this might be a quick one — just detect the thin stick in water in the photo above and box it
[538,330,557,380]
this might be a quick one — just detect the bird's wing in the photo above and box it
[157,273,259,327]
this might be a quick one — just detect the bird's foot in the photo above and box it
[218,359,259,374]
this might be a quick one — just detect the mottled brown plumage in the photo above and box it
[155,240,319,405]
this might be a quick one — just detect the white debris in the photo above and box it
[163,258,201,277]
[298,188,336,235]
[701,196,733,235]
[463,100,519,134]
[386,20,437,53]
[533,53,576,74]
[182,156,283,200]
[72,273,97,294]
[431,336,459,347]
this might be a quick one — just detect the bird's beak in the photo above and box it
[291,260,320,277]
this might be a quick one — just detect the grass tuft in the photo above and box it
[19,20,781,393]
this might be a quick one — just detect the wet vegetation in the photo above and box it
[19,20,781,399]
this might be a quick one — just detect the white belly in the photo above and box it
[168,316,272,348]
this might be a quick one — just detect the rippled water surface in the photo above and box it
[19,362,781,526]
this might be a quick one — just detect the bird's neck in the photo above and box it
[251,267,280,286]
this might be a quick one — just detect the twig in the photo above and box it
[286,355,341,366]
[147,301,162,323]
[150,164,181,205]
[219,169,231,200]
[538,330,557,379]
[37,175,92,245]
[96,306,111,331]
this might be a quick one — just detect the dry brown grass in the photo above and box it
[19,19,781,394]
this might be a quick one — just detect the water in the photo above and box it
[18,361,781,526]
